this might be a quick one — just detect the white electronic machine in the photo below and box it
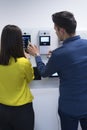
[38,30,50,54]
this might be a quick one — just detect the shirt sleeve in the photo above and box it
[24,59,34,83]
[35,53,58,77]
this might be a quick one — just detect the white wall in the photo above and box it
[0,0,87,50]
[0,0,87,31]
[31,88,60,130]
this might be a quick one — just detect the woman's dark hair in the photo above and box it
[52,11,77,34]
[0,25,25,65]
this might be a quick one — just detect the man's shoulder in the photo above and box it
[52,46,65,56]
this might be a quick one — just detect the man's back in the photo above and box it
[55,36,87,116]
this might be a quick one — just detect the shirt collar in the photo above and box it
[63,35,81,44]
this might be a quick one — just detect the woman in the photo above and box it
[0,25,34,130]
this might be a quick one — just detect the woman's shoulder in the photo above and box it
[17,57,30,64]
[9,57,31,67]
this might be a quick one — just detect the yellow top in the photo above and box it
[0,57,34,106]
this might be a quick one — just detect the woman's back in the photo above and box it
[0,57,34,106]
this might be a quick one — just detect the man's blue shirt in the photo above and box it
[35,35,87,116]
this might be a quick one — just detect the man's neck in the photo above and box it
[63,33,76,41]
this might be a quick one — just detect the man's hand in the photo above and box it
[27,44,40,56]
[47,50,52,58]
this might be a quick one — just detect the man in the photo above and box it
[28,11,87,130]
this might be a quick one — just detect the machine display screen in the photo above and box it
[22,35,31,49]
[39,36,50,46]
[41,36,50,42]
